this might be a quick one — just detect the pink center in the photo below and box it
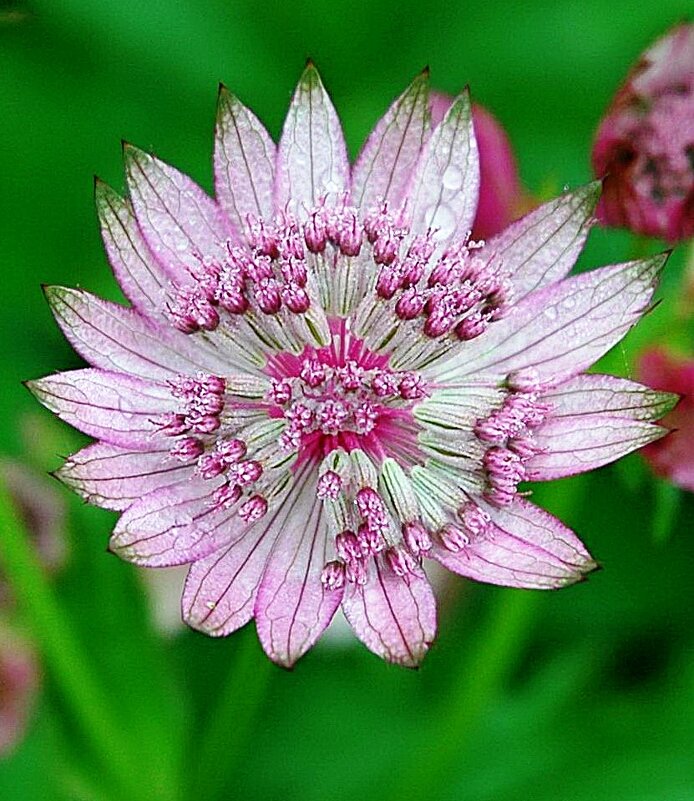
[266,320,428,465]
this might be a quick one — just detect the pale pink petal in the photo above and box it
[109,478,230,566]
[428,93,528,240]
[254,476,341,667]
[96,179,171,317]
[351,71,430,211]
[437,254,665,385]
[55,442,192,511]
[275,64,349,217]
[45,286,228,380]
[342,557,436,668]
[431,499,596,589]
[406,90,479,242]
[482,182,600,299]
[543,373,678,422]
[124,144,236,274]
[214,87,276,232]
[27,369,175,450]
[181,525,274,637]
[526,413,666,480]
[182,482,313,635]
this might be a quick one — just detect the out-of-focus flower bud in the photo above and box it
[592,24,694,242]
[0,622,39,756]
[0,461,67,606]
[430,91,533,240]
[639,347,694,491]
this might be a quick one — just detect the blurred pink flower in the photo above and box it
[0,461,67,606]
[0,623,39,756]
[430,91,531,239]
[592,24,694,242]
[639,348,694,491]
[30,66,674,667]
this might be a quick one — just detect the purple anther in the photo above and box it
[169,437,204,462]
[320,560,346,591]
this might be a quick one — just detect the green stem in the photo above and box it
[388,590,538,801]
[0,481,151,801]
[188,629,274,800]
[388,480,586,801]
[651,477,681,545]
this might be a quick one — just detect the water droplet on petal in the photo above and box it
[424,204,456,240]
[442,165,464,191]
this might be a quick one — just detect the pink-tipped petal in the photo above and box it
[351,71,430,211]
[526,413,666,480]
[407,90,479,242]
[275,64,349,216]
[96,180,171,317]
[45,286,228,380]
[542,373,679,422]
[55,442,191,511]
[27,369,175,450]
[254,478,341,667]
[482,182,600,299]
[342,556,436,667]
[124,144,236,274]
[439,254,665,385]
[110,478,230,566]
[214,87,276,232]
[431,499,596,589]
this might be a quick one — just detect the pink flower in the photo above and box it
[592,24,694,242]
[30,66,673,667]
[430,91,531,239]
[0,623,39,756]
[639,348,694,491]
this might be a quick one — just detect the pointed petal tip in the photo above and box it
[41,283,65,301]
[93,176,119,208]
[122,140,147,165]
[216,82,234,110]
[661,391,682,414]
[299,59,322,85]
[22,378,40,397]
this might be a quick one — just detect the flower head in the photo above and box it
[30,66,674,666]
[592,23,694,242]
[639,347,694,491]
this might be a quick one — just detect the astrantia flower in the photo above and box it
[30,66,676,667]
[639,348,694,492]
[592,23,694,242]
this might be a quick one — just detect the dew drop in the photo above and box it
[544,306,558,320]
[424,204,456,240]
[442,164,464,191]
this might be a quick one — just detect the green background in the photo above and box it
[1,1,692,800]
